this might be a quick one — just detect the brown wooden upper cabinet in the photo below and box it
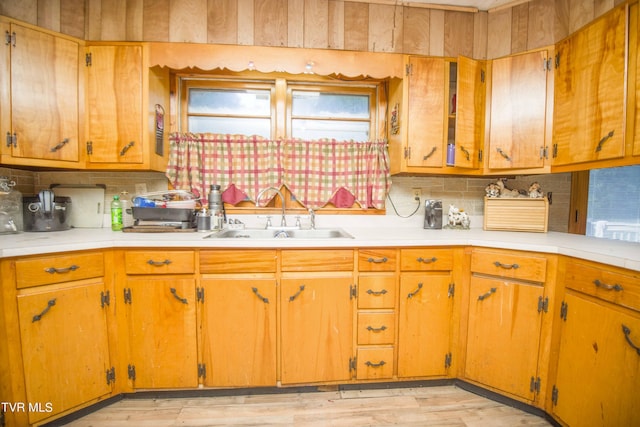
[487,48,553,171]
[392,55,485,174]
[85,44,144,166]
[552,6,627,166]
[0,20,80,168]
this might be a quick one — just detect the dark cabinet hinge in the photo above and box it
[444,352,452,369]
[106,367,116,385]
[405,63,412,76]
[447,283,455,298]
[350,284,357,299]
[196,287,205,303]
[530,376,541,394]
[537,296,548,313]
[349,357,357,372]
[85,52,92,67]
[404,146,411,159]
[86,141,93,155]
[198,363,206,379]
[560,301,568,321]
[552,143,558,158]
[478,149,483,162]
[6,132,16,148]
[552,385,559,406]
[555,53,560,69]
[480,69,485,83]
[123,288,132,304]
[5,30,15,47]
[101,290,110,308]
[127,364,136,381]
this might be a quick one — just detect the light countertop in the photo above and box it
[2,214,639,271]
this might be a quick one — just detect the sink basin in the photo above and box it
[205,228,354,239]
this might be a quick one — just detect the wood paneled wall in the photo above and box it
[0,0,625,59]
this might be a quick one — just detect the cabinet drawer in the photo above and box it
[357,312,395,345]
[281,249,353,272]
[471,249,547,283]
[200,250,277,273]
[356,347,394,380]
[565,260,640,313]
[358,249,397,271]
[125,250,195,275]
[358,275,397,309]
[15,252,104,288]
[400,249,453,271]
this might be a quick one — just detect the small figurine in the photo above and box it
[528,182,544,198]
[445,204,470,229]
[485,182,501,198]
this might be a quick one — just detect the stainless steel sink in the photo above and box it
[205,228,354,239]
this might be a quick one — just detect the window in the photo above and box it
[586,165,640,242]
[180,75,379,141]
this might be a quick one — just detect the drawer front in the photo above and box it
[358,275,397,309]
[356,347,394,380]
[125,250,195,275]
[357,312,395,345]
[358,249,397,271]
[471,249,547,283]
[200,250,277,273]
[281,249,353,272]
[15,252,104,288]
[400,249,453,271]
[565,260,640,312]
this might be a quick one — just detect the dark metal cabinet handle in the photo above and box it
[478,287,497,301]
[50,138,70,152]
[45,264,79,274]
[120,141,135,156]
[366,289,388,296]
[365,360,386,368]
[417,256,437,264]
[622,325,640,356]
[32,299,56,322]
[459,145,470,161]
[496,147,512,161]
[170,288,188,304]
[367,257,388,264]
[366,325,388,332]
[252,287,269,303]
[494,261,519,270]
[147,259,171,266]
[423,146,437,160]
[595,131,614,152]
[593,279,623,292]
[288,285,305,302]
[407,282,423,298]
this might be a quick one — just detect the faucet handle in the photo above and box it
[295,216,301,228]
[265,215,272,229]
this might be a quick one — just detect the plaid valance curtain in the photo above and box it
[166,133,391,209]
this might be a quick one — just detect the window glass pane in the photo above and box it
[188,89,271,116]
[292,91,370,118]
[291,119,369,141]
[586,165,640,242]
[188,117,271,138]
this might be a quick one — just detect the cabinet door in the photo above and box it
[455,56,485,169]
[126,277,198,388]
[552,293,640,427]
[9,23,79,163]
[398,273,453,378]
[488,50,549,169]
[406,56,446,168]
[281,276,353,384]
[86,45,143,164]
[553,6,626,166]
[17,281,111,424]
[465,276,544,401]
[201,277,277,387]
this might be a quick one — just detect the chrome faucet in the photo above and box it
[256,187,287,228]
[308,208,315,229]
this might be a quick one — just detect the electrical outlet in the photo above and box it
[412,188,422,200]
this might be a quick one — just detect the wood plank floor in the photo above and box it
[62,385,553,426]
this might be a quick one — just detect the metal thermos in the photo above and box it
[208,184,223,230]
[424,200,443,229]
